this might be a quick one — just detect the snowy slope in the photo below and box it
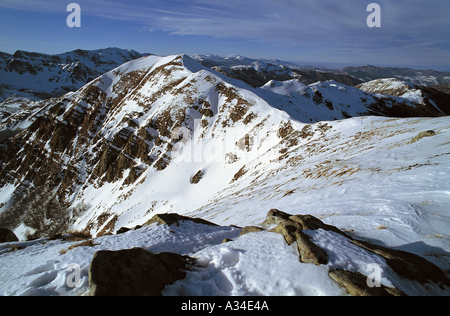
[0,53,449,296]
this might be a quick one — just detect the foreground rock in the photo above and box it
[328,269,406,296]
[91,211,449,296]
[252,209,449,296]
[89,247,195,296]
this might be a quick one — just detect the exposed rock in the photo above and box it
[269,224,327,265]
[260,209,449,294]
[263,210,332,265]
[88,247,194,296]
[116,227,131,234]
[239,226,264,237]
[263,209,352,239]
[410,130,437,143]
[295,230,328,265]
[0,228,19,243]
[329,269,406,296]
[190,170,204,184]
[157,252,196,281]
[262,209,295,228]
[351,239,450,285]
[144,213,218,227]
[116,225,142,234]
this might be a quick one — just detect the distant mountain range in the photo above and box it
[336,65,450,87]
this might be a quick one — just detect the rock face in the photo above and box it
[88,247,195,296]
[0,228,19,243]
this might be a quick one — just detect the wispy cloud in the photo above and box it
[1,0,448,66]
[3,0,448,47]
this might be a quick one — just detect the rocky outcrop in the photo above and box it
[116,213,219,235]
[86,211,449,296]
[350,239,447,284]
[328,269,405,296]
[143,213,218,227]
[245,209,449,296]
[88,247,195,296]
[259,209,347,265]
[190,170,204,184]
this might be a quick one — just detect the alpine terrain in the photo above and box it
[0,52,449,296]
[0,48,149,101]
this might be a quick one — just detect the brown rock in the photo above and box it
[351,239,450,285]
[329,269,406,296]
[88,247,194,296]
[269,224,327,265]
[239,226,264,237]
[144,213,218,227]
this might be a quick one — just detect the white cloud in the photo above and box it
[1,0,448,66]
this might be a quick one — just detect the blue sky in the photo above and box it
[0,0,449,70]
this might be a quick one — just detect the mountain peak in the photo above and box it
[0,48,150,102]
[0,50,450,297]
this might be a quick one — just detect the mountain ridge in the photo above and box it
[337,64,450,86]
[0,52,449,296]
[0,53,448,238]
[0,47,150,102]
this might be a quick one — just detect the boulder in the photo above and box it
[116,227,131,234]
[0,228,19,243]
[144,213,218,227]
[116,225,142,234]
[88,247,194,296]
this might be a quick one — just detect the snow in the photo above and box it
[0,53,449,296]
[2,220,447,296]
[163,231,345,296]
[0,221,240,296]
[357,78,425,104]
[0,48,146,102]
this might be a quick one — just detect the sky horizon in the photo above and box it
[1,1,449,71]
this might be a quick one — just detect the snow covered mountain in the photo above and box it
[0,48,149,102]
[0,53,449,296]
[338,65,450,86]
[357,78,450,115]
[192,53,362,87]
